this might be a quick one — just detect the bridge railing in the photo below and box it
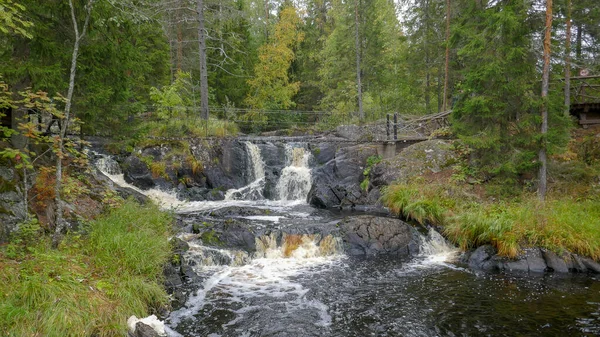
[385,111,451,140]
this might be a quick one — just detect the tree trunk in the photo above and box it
[538,0,552,202]
[354,0,363,120]
[264,0,270,41]
[575,22,582,60]
[52,0,94,248]
[197,0,209,120]
[177,9,183,72]
[564,0,571,117]
[424,0,431,114]
[442,0,451,112]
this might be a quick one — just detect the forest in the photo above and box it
[1,0,600,336]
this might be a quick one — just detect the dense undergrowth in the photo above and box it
[382,129,600,260]
[0,200,173,337]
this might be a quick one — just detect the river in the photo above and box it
[96,143,600,337]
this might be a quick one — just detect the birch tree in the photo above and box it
[52,0,95,248]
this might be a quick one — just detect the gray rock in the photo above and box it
[541,249,569,273]
[468,245,500,271]
[568,254,588,273]
[134,322,160,337]
[503,258,530,272]
[581,257,600,273]
[0,166,14,181]
[340,215,420,256]
[525,248,547,273]
[123,156,155,190]
[308,144,379,208]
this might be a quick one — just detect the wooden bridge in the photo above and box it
[570,75,600,128]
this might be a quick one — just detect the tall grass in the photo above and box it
[0,200,172,336]
[382,182,600,260]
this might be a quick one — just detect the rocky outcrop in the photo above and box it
[463,245,600,274]
[163,237,195,310]
[339,215,421,256]
[256,142,287,199]
[121,140,255,199]
[370,139,457,187]
[0,165,26,242]
[308,144,379,208]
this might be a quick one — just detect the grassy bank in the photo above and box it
[382,164,600,260]
[0,201,173,337]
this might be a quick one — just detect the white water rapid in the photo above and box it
[168,233,344,331]
[276,145,312,201]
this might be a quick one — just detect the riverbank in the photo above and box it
[381,158,600,262]
[0,200,173,336]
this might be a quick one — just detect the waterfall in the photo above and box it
[224,142,266,200]
[182,232,344,269]
[406,228,459,269]
[94,153,184,209]
[276,145,312,201]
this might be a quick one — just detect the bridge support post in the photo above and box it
[386,114,390,140]
[393,112,398,141]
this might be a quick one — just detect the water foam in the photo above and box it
[276,145,312,201]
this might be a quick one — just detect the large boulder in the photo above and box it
[339,215,421,256]
[308,144,379,208]
[122,155,155,190]
[464,245,501,271]
[257,142,287,199]
[199,140,249,190]
[370,139,457,187]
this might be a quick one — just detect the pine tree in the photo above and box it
[450,0,540,176]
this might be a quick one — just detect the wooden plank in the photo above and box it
[579,119,600,125]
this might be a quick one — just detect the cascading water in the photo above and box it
[276,145,312,201]
[168,232,345,334]
[94,153,184,209]
[224,142,266,201]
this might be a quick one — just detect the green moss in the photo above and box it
[200,229,222,246]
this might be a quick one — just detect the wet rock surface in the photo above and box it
[308,144,379,208]
[339,215,421,257]
[463,245,600,275]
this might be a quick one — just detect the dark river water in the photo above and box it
[164,202,600,337]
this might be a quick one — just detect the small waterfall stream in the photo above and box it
[276,145,312,201]
[224,142,266,201]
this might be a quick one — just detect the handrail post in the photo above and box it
[386,114,390,140]
[394,112,398,141]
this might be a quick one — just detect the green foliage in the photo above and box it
[450,0,570,178]
[360,155,382,191]
[150,71,199,120]
[246,5,304,111]
[0,200,172,336]
[0,0,33,38]
[381,184,444,225]
[319,0,415,120]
